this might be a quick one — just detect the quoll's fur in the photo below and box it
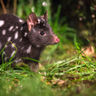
[0,12,59,72]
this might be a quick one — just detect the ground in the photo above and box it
[1,42,96,96]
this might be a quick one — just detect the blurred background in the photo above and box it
[0,0,96,96]
[1,0,96,57]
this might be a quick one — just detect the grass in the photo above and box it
[1,0,96,96]
[1,42,96,96]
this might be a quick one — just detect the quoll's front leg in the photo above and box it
[23,60,39,72]
[29,62,39,72]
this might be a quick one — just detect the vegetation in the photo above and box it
[0,0,96,96]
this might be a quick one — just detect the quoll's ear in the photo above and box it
[41,11,48,21]
[27,12,38,31]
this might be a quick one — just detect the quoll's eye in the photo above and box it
[40,31,45,36]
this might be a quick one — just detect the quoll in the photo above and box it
[0,12,60,72]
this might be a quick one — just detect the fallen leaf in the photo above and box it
[57,80,66,86]
[81,45,94,56]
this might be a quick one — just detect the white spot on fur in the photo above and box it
[19,19,23,23]
[2,30,6,35]
[19,38,22,42]
[9,26,14,31]
[26,45,32,53]
[0,20,4,27]
[20,27,23,31]
[38,19,41,23]
[10,50,15,57]
[14,31,18,39]
[0,42,2,49]
[13,26,18,31]
[32,29,36,32]
[16,26,18,29]
[7,37,12,41]
[24,32,27,37]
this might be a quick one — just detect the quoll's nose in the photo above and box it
[55,36,60,43]
[53,35,60,44]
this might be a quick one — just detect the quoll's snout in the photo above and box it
[53,35,60,44]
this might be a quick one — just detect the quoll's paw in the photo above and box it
[29,63,39,72]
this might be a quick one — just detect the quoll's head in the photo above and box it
[27,12,60,47]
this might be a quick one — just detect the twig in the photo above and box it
[0,0,7,14]
[13,0,17,14]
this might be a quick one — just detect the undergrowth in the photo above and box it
[0,0,96,96]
